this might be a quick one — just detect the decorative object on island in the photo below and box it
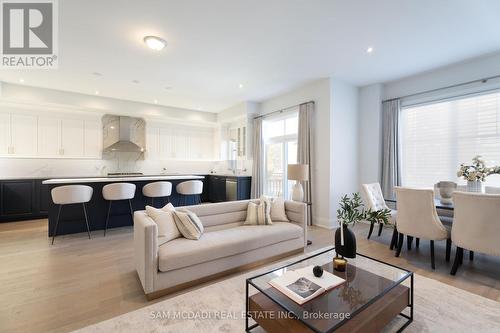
[436,181,457,204]
[457,156,500,193]
[287,164,309,202]
[334,193,391,267]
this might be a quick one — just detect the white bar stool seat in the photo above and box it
[176,180,203,205]
[50,185,93,244]
[102,183,136,236]
[142,181,172,207]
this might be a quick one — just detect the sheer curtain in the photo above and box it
[251,118,263,198]
[381,99,402,199]
[298,102,314,224]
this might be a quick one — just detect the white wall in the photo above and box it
[330,78,360,221]
[0,83,219,178]
[358,84,383,185]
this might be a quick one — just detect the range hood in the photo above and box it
[103,116,145,153]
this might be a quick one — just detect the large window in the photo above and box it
[263,110,298,198]
[401,90,500,188]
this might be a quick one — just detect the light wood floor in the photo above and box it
[0,219,499,333]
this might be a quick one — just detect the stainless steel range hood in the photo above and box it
[103,116,145,153]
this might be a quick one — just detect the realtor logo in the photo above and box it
[1,0,58,68]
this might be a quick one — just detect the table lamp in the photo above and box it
[287,164,309,202]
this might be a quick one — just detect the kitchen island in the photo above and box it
[42,175,206,236]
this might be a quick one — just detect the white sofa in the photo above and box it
[134,199,307,299]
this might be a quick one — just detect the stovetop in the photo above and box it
[107,172,144,177]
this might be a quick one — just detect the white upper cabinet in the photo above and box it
[0,113,11,155]
[11,113,37,156]
[61,118,85,157]
[38,117,61,157]
[84,119,102,158]
[145,124,160,160]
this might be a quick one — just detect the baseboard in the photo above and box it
[145,247,304,301]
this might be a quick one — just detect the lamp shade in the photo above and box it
[287,164,309,181]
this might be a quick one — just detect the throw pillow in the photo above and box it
[173,208,204,240]
[264,196,289,222]
[244,198,273,225]
[145,205,181,241]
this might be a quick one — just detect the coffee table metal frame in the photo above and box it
[245,247,414,333]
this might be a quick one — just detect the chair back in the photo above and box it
[102,183,136,201]
[51,185,93,205]
[176,180,203,195]
[142,181,172,198]
[452,192,500,256]
[394,187,448,240]
[485,186,500,194]
[361,183,388,211]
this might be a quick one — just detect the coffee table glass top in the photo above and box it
[246,247,413,333]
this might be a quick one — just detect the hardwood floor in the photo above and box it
[0,219,499,333]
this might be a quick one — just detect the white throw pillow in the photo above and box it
[173,208,204,240]
[244,198,273,225]
[145,204,181,241]
[268,197,289,222]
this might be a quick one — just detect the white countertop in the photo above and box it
[42,175,204,185]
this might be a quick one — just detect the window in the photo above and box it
[401,90,500,188]
[263,110,299,198]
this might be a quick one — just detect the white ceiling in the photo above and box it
[1,0,500,112]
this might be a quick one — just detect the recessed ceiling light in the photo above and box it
[132,79,140,84]
[366,47,374,53]
[95,90,100,95]
[19,78,24,83]
[92,72,103,76]
[154,99,158,104]
[164,86,172,90]
[239,83,244,88]
[143,36,167,51]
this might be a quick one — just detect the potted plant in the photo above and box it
[334,193,391,259]
[457,156,494,192]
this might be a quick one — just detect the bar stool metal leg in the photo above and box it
[82,203,91,239]
[104,201,111,236]
[51,204,63,245]
[129,199,133,216]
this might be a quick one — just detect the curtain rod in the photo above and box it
[382,74,500,103]
[253,101,314,120]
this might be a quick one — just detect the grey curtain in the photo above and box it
[298,102,314,225]
[251,117,263,198]
[381,99,402,199]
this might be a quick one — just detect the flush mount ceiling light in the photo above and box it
[366,47,374,53]
[143,36,167,51]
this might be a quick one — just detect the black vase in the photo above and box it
[334,224,356,258]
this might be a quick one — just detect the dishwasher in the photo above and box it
[225,179,237,201]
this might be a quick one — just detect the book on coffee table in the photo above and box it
[269,265,345,304]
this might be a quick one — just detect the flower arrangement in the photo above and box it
[457,156,498,182]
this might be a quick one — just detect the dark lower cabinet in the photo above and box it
[207,175,251,202]
[0,179,49,222]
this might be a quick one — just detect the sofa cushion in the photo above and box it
[158,222,302,272]
[145,204,180,241]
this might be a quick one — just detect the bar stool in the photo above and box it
[176,180,203,206]
[142,181,172,207]
[50,185,93,245]
[102,183,136,236]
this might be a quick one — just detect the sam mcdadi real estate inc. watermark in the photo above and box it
[1,0,58,68]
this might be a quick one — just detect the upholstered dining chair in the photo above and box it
[361,183,397,245]
[485,186,500,194]
[450,192,500,275]
[394,187,451,269]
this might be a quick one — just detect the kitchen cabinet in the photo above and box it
[61,118,85,157]
[38,117,61,156]
[0,113,11,155]
[84,119,102,158]
[208,175,226,202]
[207,175,251,202]
[0,179,49,222]
[11,114,37,156]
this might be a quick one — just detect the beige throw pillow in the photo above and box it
[145,204,181,241]
[244,198,272,225]
[173,208,204,240]
[268,197,289,222]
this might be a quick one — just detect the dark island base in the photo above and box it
[47,178,209,237]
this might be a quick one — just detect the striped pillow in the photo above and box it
[173,209,204,240]
[244,198,273,225]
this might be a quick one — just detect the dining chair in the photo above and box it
[450,192,500,275]
[361,183,397,244]
[394,187,451,269]
[485,186,500,194]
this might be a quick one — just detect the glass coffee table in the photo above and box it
[245,247,413,333]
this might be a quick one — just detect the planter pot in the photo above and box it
[466,180,483,193]
[437,181,457,204]
[334,224,356,258]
